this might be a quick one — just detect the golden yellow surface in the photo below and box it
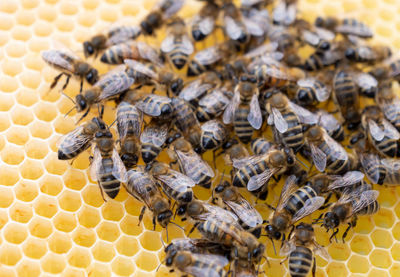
[0,0,400,276]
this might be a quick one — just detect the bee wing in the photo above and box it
[315,27,335,41]
[41,49,75,72]
[271,107,289,133]
[223,89,240,125]
[244,42,279,59]
[126,169,153,206]
[136,94,171,117]
[248,93,262,130]
[360,153,381,184]
[328,171,365,190]
[224,16,245,41]
[107,26,141,45]
[358,46,376,60]
[197,203,239,224]
[176,150,215,178]
[355,72,377,90]
[310,143,327,172]
[111,148,127,182]
[383,119,400,140]
[313,242,330,261]
[201,120,225,141]
[352,190,379,215]
[117,103,143,139]
[288,102,319,125]
[194,45,222,65]
[161,0,184,19]
[179,80,213,101]
[315,83,331,102]
[156,171,196,193]
[368,119,385,141]
[243,9,269,36]
[140,124,168,147]
[321,50,342,65]
[181,34,194,55]
[136,42,163,66]
[190,253,229,267]
[160,35,175,53]
[247,167,278,191]
[196,16,215,36]
[302,30,320,46]
[296,78,315,88]
[323,131,348,160]
[280,240,296,256]
[90,146,103,182]
[291,196,325,223]
[317,111,340,132]
[273,2,296,25]
[98,71,135,101]
[124,59,158,79]
[383,102,400,121]
[57,126,92,155]
[185,256,228,276]
[336,21,373,38]
[225,199,263,228]
[276,174,298,211]
[232,154,265,169]
[243,16,264,37]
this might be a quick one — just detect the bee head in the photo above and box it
[170,78,184,95]
[86,68,99,85]
[296,88,312,105]
[165,249,177,266]
[83,41,95,58]
[250,243,265,262]
[323,212,340,229]
[120,153,139,168]
[192,29,206,41]
[75,94,87,112]
[345,48,356,60]
[265,224,282,240]
[157,210,173,228]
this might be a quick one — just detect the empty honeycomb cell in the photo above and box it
[22,237,47,259]
[391,243,400,261]
[59,2,78,15]
[101,201,124,221]
[33,195,58,218]
[0,243,22,266]
[374,208,396,228]
[112,256,136,276]
[28,217,53,238]
[78,205,101,228]
[15,10,35,26]
[16,89,39,107]
[21,0,39,9]
[342,0,359,12]
[38,5,57,22]
[92,241,116,262]
[34,101,58,122]
[5,41,26,58]
[48,231,72,254]
[39,175,63,196]
[83,0,100,10]
[116,236,140,257]
[0,1,18,13]
[63,268,87,277]
[29,120,53,139]
[64,169,88,191]
[15,180,38,202]
[55,17,75,32]
[20,159,44,180]
[371,229,394,249]
[377,187,397,208]
[6,125,29,145]
[53,212,77,232]
[44,154,68,175]
[347,255,370,273]
[328,242,351,261]
[68,247,92,268]
[4,223,28,244]
[326,261,349,277]
[0,75,18,92]
[9,202,33,223]
[0,94,15,111]
[380,8,395,21]
[139,231,163,252]
[0,113,11,132]
[25,139,48,159]
[120,2,140,16]
[97,221,120,242]
[369,269,390,277]
[11,26,32,42]
[120,215,143,236]
[59,190,82,212]
[370,249,392,268]
[350,234,373,255]
[28,37,51,53]
[82,185,104,207]
[1,144,25,165]
[0,32,10,47]
[0,210,8,230]
[263,259,287,277]
[0,186,14,208]
[0,14,14,31]
[125,197,143,217]
[19,70,42,90]
[135,251,159,272]
[100,6,119,22]
[2,59,23,76]
[53,117,75,136]
[72,226,96,247]
[0,268,16,277]
[11,106,34,125]
[17,259,41,277]
[89,263,112,277]
[0,165,19,186]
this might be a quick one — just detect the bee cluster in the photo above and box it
[41,0,400,276]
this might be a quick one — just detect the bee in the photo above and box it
[124,59,184,96]
[140,0,184,36]
[136,94,175,121]
[187,40,239,76]
[213,180,263,238]
[140,121,170,165]
[164,250,229,277]
[298,20,335,51]
[161,17,194,69]
[294,77,331,106]
[83,25,141,58]
[90,126,127,200]
[169,138,215,188]
[116,101,143,168]
[320,185,379,242]
[361,105,400,158]
[315,110,344,142]
[223,74,262,143]
[191,0,219,41]
[164,238,228,256]
[272,0,297,26]
[303,46,342,71]
[221,1,249,43]
[360,153,400,186]
[100,41,163,65]
[265,92,318,152]
[221,138,250,167]
[200,119,229,152]
[233,258,258,277]
[196,84,233,122]
[345,45,392,64]
[240,4,270,39]
[332,70,361,130]
[265,175,324,244]
[315,17,373,38]
[57,117,106,160]
[280,223,329,277]
[375,81,400,131]
[354,72,378,98]
[41,47,99,92]
[150,162,195,206]
[369,59,400,82]
[125,166,173,228]
[250,137,273,155]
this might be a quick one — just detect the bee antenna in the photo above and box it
[160,234,166,248]
[295,157,309,169]
[270,238,277,256]
[262,255,270,267]
[156,259,165,272]
[170,221,184,231]
[165,224,169,243]
[61,91,76,104]
[64,106,77,118]
[108,119,118,129]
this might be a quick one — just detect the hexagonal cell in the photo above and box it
[28,217,53,239]
[88,262,112,277]
[92,241,116,262]
[116,236,140,257]
[78,205,101,228]
[20,159,44,180]
[371,229,393,249]
[139,231,163,252]
[97,221,120,242]
[373,208,395,228]
[354,214,375,234]
[64,169,88,191]
[101,201,124,221]
[368,268,390,277]
[15,180,39,202]
[6,125,30,145]
[11,106,34,125]
[0,210,9,230]
[120,215,143,236]
[11,26,32,42]
[39,175,63,196]
[377,187,397,208]
[0,165,19,186]
[9,202,33,223]
[22,237,47,259]
[350,234,373,255]
[135,251,158,272]
[392,243,400,261]
[326,261,349,277]
[16,88,39,107]
[347,254,370,273]
[1,144,24,165]
[0,243,22,266]
[41,253,67,274]
[370,249,392,268]
[72,226,96,247]
[59,190,82,212]
[53,212,77,232]
[390,263,400,277]
[25,139,49,159]
[48,231,72,254]
[328,242,351,261]
[19,70,42,90]
[0,94,15,112]
[124,197,143,217]
[33,195,58,218]
[82,185,104,207]
[4,222,28,244]
[67,247,91,268]
[0,186,14,208]
[112,256,136,276]
[16,259,41,277]
[44,154,68,175]
[0,74,18,91]
[29,121,53,139]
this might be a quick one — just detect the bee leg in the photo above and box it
[79,79,84,93]
[342,223,352,243]
[186,222,198,237]
[279,256,288,265]
[312,256,316,277]
[272,175,281,183]
[329,228,339,243]
[265,203,276,211]
[288,225,295,239]
[98,185,107,202]
[212,149,218,169]
[76,107,91,124]
[50,73,65,90]
[152,216,156,231]
[138,206,146,226]
[61,74,71,91]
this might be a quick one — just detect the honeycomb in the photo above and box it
[0,0,400,276]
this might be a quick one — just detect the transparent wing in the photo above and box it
[310,143,327,172]
[112,148,127,182]
[352,190,379,215]
[244,42,278,59]
[248,93,262,130]
[272,1,286,24]
[140,124,168,147]
[276,175,298,211]
[98,72,134,100]
[323,131,348,160]
[194,45,221,65]
[272,107,289,133]
[357,46,375,60]
[291,196,325,223]
[57,126,92,155]
[117,102,143,139]
[302,30,320,46]
[191,253,229,267]
[224,16,244,40]
[317,111,340,132]
[126,168,153,206]
[315,27,335,41]
[232,154,265,169]
[355,73,377,90]
[280,240,296,256]
[243,17,264,37]
[360,153,381,184]
[368,119,384,141]
[383,103,400,121]
[108,26,141,45]
[226,199,263,228]
[289,102,319,124]
[223,90,240,124]
[179,79,213,101]
[156,171,196,193]
[162,0,184,18]
[136,42,163,65]
[247,168,278,191]
[124,59,158,79]
[284,3,297,25]
[180,35,194,55]
[313,242,330,261]
[196,203,239,224]
[136,95,171,117]
[160,35,175,53]
[176,150,215,178]
[383,119,400,140]
[198,16,215,36]
[41,50,75,72]
[90,146,102,182]
[201,120,225,141]
[328,171,365,190]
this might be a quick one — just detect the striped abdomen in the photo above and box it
[254,64,288,87]
[304,53,324,71]
[233,160,269,187]
[143,96,174,118]
[180,158,212,188]
[317,140,350,174]
[334,71,360,121]
[160,179,193,204]
[358,200,379,215]
[117,101,141,136]
[289,246,313,277]
[187,60,208,77]
[234,105,253,143]
[173,98,199,134]
[284,186,318,216]
[362,157,387,186]
[369,124,398,157]
[141,143,162,164]
[278,110,304,152]
[98,157,120,199]
[383,166,400,185]
[58,137,91,160]
[251,138,272,155]
[384,106,400,131]
[196,221,238,246]
[167,37,189,69]
[329,126,345,142]
[100,43,140,64]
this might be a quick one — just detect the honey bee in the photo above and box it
[360,152,400,186]
[136,94,175,121]
[100,41,163,65]
[200,119,229,152]
[140,121,169,165]
[149,162,195,206]
[294,77,331,106]
[265,175,324,244]
[125,166,173,228]
[272,0,297,26]
[315,110,344,142]
[191,0,219,41]
[196,84,233,122]
[90,126,127,200]
[345,45,392,64]
[250,137,273,155]
[369,59,400,82]
[140,0,184,36]
[375,81,400,131]
[315,17,373,38]
[178,71,223,103]
[265,92,318,152]
[41,47,99,92]
[116,101,143,168]
[223,74,262,143]
[164,238,227,256]
[213,180,263,238]
[233,258,258,277]
[221,138,249,167]
[169,138,215,188]
[361,105,400,158]
[221,1,249,43]
[332,70,361,130]
[161,17,194,69]
[280,223,329,277]
[164,250,229,277]
[240,4,270,39]
[124,59,184,96]
[83,25,141,58]
[57,117,106,160]
[298,20,335,51]
[354,72,378,98]
[320,185,379,242]
[303,46,342,71]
